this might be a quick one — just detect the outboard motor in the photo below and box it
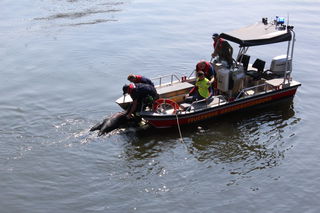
[270,55,292,76]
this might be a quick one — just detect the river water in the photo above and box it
[1,0,320,212]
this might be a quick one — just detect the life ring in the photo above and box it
[152,98,180,114]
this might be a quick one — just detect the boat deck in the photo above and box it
[140,78,301,117]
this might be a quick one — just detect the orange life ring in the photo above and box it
[152,98,180,114]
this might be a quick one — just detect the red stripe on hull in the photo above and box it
[146,87,298,128]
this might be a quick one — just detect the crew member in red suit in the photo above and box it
[196,60,215,84]
[211,33,233,67]
[127,74,154,87]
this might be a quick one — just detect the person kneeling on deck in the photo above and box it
[122,83,159,118]
[127,74,155,87]
[185,71,210,103]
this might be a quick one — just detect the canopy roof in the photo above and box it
[219,21,292,47]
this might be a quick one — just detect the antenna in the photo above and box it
[287,13,290,26]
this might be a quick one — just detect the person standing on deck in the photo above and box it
[211,33,233,67]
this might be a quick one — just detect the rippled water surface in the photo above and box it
[1,0,320,212]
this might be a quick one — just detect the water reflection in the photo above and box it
[190,98,299,174]
[34,9,121,21]
[121,128,181,159]
[120,98,300,176]
[66,19,117,26]
[34,0,124,26]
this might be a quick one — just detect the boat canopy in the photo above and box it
[219,20,292,47]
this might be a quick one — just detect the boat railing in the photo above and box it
[216,95,227,104]
[181,95,227,112]
[152,74,181,87]
[188,70,196,79]
[235,83,269,100]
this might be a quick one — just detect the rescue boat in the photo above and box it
[116,17,301,128]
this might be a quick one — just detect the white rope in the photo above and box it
[175,112,183,142]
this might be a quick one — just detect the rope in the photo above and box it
[175,112,183,142]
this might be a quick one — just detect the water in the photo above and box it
[1,0,320,212]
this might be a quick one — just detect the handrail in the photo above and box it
[284,28,295,84]
[183,95,227,112]
[151,74,181,87]
[235,83,268,100]
[188,70,196,79]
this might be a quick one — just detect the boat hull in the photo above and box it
[141,85,300,128]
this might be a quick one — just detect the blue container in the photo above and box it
[277,17,285,24]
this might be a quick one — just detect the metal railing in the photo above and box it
[181,95,227,112]
[235,83,269,100]
[151,74,181,87]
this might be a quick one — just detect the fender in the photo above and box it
[152,98,180,114]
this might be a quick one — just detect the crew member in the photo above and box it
[196,60,215,85]
[122,83,159,118]
[127,74,154,87]
[185,71,211,103]
[211,33,233,67]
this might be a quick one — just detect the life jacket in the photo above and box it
[134,75,154,86]
[213,38,224,49]
[135,75,142,82]
[196,61,214,79]
[195,77,210,98]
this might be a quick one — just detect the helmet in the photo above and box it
[212,33,219,39]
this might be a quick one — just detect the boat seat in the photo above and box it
[237,54,250,71]
[246,58,266,80]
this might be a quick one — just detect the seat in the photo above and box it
[246,58,266,80]
[237,54,250,71]
[252,58,266,73]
